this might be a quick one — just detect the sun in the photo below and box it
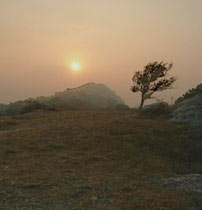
[72,62,80,71]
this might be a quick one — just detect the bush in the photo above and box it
[116,104,130,110]
[141,102,171,118]
[20,101,47,114]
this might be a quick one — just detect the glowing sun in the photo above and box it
[72,62,80,71]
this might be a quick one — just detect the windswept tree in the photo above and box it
[131,61,176,110]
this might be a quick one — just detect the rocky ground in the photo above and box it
[0,110,202,209]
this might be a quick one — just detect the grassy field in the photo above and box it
[0,110,202,209]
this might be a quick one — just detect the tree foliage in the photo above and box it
[131,61,176,110]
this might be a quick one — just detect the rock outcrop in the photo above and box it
[170,95,202,126]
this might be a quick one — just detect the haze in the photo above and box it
[1,0,202,107]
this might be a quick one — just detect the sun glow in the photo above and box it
[72,62,80,71]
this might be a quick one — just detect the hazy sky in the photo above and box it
[1,0,202,106]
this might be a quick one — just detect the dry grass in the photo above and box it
[0,110,201,209]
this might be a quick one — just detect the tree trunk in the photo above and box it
[139,95,145,110]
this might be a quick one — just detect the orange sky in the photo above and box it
[0,0,202,106]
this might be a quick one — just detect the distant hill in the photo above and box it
[0,83,126,116]
[42,83,125,109]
